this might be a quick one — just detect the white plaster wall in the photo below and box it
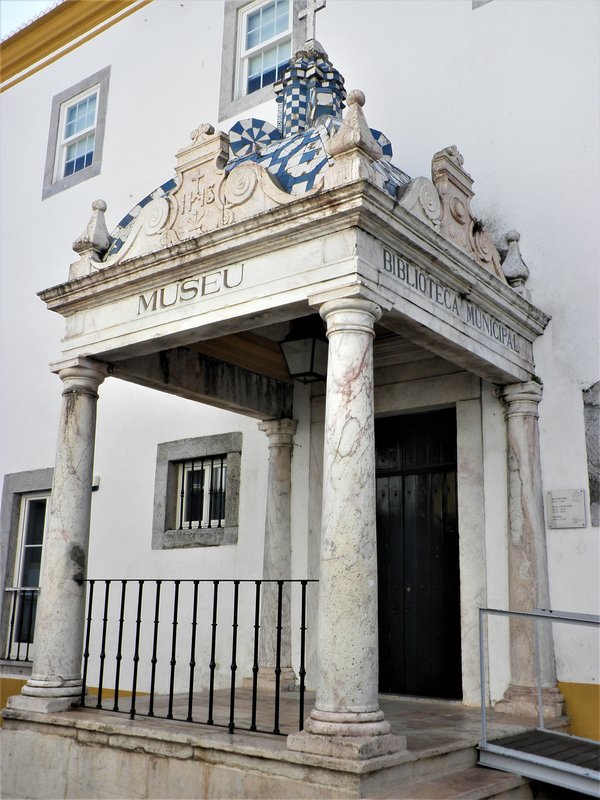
[1,0,598,692]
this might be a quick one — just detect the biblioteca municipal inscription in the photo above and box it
[136,264,244,315]
[382,248,521,353]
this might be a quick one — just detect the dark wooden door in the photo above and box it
[375,409,462,699]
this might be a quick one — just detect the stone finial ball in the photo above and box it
[92,199,107,212]
[506,229,520,243]
[348,89,366,107]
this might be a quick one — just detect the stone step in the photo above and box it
[367,766,531,800]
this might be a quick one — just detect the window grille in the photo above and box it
[176,456,227,530]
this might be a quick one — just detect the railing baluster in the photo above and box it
[273,580,283,734]
[228,580,240,734]
[96,580,111,709]
[148,580,162,717]
[299,580,307,731]
[250,580,261,731]
[81,580,95,707]
[129,580,144,720]
[167,580,180,720]
[73,577,317,736]
[187,580,200,722]
[24,590,36,662]
[15,591,23,661]
[218,455,225,527]
[207,457,214,529]
[179,461,186,531]
[6,590,18,660]
[113,580,127,712]
[207,580,219,725]
[188,460,194,530]
[199,458,206,530]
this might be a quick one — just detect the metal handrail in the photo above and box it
[479,607,600,747]
[3,587,40,662]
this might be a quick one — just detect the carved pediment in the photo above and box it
[75,124,314,273]
[399,145,505,282]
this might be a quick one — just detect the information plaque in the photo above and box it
[546,489,587,529]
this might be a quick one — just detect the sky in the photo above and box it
[0,0,57,39]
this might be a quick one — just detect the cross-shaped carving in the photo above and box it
[299,0,326,42]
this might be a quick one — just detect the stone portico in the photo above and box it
[5,23,562,787]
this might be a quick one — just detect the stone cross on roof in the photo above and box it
[299,0,326,42]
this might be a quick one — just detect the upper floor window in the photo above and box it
[239,0,291,95]
[59,89,98,178]
[219,0,307,121]
[42,66,110,200]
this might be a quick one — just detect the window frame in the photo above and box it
[152,433,242,549]
[7,492,49,654]
[42,66,110,200]
[236,0,292,98]
[0,469,53,660]
[218,0,307,122]
[55,85,99,181]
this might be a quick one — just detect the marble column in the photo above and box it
[257,417,297,690]
[10,359,107,713]
[496,381,564,717]
[288,298,404,759]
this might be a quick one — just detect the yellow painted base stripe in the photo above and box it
[0,677,27,724]
[558,681,600,741]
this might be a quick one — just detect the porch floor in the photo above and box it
[3,689,575,799]
[82,686,558,755]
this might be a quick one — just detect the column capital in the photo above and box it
[258,417,297,446]
[51,357,109,396]
[319,298,382,337]
[500,380,542,417]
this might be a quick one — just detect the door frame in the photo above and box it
[375,409,462,699]
[373,374,499,705]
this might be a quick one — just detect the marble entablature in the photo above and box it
[40,38,549,389]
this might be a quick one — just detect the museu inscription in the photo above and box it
[382,248,520,353]
[137,264,244,315]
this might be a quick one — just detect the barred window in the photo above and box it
[152,433,241,549]
[177,456,227,530]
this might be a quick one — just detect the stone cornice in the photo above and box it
[0,0,151,92]
[38,178,550,358]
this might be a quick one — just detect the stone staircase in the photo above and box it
[370,767,530,799]
[360,737,534,800]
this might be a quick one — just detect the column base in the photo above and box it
[495,684,565,718]
[242,667,297,692]
[22,676,82,699]
[287,709,406,759]
[7,694,80,713]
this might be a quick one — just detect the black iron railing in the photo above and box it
[3,587,39,661]
[81,578,316,735]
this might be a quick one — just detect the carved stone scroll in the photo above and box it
[397,177,442,231]
[431,146,505,281]
[101,123,313,267]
